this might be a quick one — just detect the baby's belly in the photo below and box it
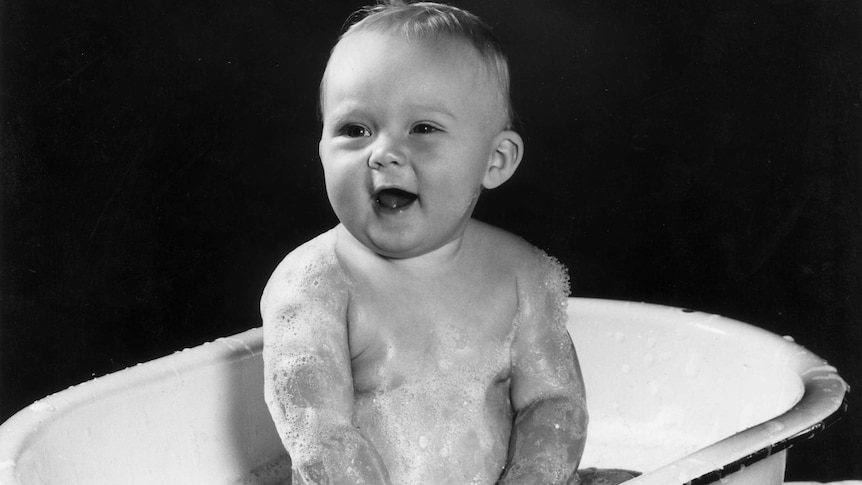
[353,380,512,485]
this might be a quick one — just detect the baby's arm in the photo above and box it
[261,241,391,485]
[499,255,587,485]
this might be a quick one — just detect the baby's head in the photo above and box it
[322,1,515,129]
[318,1,524,259]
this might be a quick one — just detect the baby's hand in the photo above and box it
[576,467,641,485]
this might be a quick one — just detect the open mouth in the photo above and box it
[374,188,418,210]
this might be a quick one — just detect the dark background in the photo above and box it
[2,0,860,481]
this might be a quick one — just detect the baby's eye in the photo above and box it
[341,124,371,138]
[411,123,440,135]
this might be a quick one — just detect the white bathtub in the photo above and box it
[0,298,848,485]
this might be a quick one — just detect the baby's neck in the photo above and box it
[334,224,472,277]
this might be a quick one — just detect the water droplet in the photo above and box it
[764,421,784,434]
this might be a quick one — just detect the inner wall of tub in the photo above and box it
[573,311,804,473]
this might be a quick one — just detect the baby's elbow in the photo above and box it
[544,380,588,426]
[555,393,588,440]
[519,394,588,440]
[265,353,352,406]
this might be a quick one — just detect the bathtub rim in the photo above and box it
[0,297,849,485]
[569,298,850,485]
[0,330,266,482]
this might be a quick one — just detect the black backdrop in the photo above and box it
[2,0,860,481]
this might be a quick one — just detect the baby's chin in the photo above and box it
[351,226,463,261]
[365,236,439,260]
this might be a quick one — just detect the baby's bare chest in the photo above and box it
[347,286,518,395]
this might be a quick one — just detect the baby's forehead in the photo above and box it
[334,31,487,73]
[322,32,508,119]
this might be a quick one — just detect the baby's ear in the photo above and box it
[483,130,524,189]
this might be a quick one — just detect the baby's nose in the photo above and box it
[368,137,406,169]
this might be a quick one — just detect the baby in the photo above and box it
[261,2,623,484]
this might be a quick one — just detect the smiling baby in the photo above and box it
[261,2,621,484]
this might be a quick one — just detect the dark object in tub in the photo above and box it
[577,467,642,485]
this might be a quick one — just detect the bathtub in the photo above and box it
[0,298,848,485]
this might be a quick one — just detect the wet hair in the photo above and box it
[320,1,515,129]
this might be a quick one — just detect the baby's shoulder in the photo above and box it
[260,229,349,316]
[473,222,571,331]
[472,221,570,294]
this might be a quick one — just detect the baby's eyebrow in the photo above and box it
[324,102,367,122]
[324,99,457,124]
[405,102,456,120]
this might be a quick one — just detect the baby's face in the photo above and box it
[319,31,507,259]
